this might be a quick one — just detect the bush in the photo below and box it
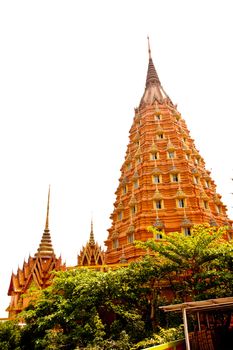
[131,325,184,350]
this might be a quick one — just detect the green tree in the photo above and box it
[20,258,162,349]
[137,224,233,301]
[0,320,21,350]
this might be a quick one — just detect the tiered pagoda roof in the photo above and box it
[105,38,232,265]
[7,187,65,318]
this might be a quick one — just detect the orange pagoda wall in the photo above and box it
[105,40,232,265]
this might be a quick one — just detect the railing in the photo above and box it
[143,338,185,350]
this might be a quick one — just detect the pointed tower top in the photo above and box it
[145,37,161,88]
[140,38,171,106]
[89,219,95,246]
[147,36,152,59]
[45,185,50,230]
[35,186,54,257]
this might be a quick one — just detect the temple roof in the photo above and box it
[78,220,105,266]
[140,37,171,107]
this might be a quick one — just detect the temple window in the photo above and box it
[134,180,139,189]
[112,239,119,249]
[127,163,131,171]
[155,228,163,239]
[151,152,158,160]
[216,205,221,214]
[168,151,175,159]
[205,180,210,188]
[171,173,179,183]
[131,205,137,215]
[136,157,141,164]
[193,176,199,185]
[157,133,164,140]
[154,200,163,209]
[183,227,191,236]
[128,232,134,243]
[203,200,209,210]
[122,185,127,195]
[155,114,161,120]
[177,198,185,208]
[153,175,161,184]
[185,153,190,160]
[118,211,123,221]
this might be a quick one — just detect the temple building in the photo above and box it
[7,187,65,318]
[6,39,232,317]
[104,38,232,265]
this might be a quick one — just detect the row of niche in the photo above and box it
[131,109,191,144]
[116,198,222,221]
[110,213,229,249]
[110,216,205,249]
[119,167,216,195]
[114,190,224,223]
[125,141,204,168]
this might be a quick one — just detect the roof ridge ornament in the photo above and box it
[45,185,50,231]
[89,219,95,246]
[147,36,152,59]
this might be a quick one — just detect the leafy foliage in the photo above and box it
[136,224,233,300]
[0,320,21,350]
[13,224,233,349]
[20,258,161,349]
[131,325,184,350]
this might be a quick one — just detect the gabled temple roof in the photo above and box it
[78,220,105,266]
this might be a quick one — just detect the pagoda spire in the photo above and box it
[140,37,171,106]
[146,36,161,87]
[45,185,50,230]
[89,219,95,246]
[35,186,54,257]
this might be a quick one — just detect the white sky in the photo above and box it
[0,0,233,317]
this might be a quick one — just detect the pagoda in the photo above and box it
[77,220,105,267]
[105,38,231,265]
[7,187,65,318]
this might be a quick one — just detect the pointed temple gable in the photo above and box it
[105,40,232,265]
[7,188,65,318]
[77,220,105,266]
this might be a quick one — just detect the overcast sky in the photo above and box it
[0,0,233,317]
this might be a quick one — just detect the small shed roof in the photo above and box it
[160,296,233,313]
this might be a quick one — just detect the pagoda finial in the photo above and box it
[45,185,50,230]
[89,218,95,246]
[35,186,54,257]
[140,37,171,106]
[147,36,152,59]
[145,37,160,88]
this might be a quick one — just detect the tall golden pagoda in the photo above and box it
[7,187,65,318]
[105,38,231,265]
